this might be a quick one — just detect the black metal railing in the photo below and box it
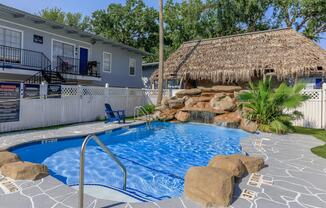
[0,45,51,71]
[57,56,100,77]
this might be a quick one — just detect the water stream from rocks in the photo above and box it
[189,111,215,123]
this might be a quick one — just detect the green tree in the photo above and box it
[272,0,326,40]
[91,0,159,62]
[164,0,205,51]
[39,7,65,24]
[39,8,91,31]
[239,77,308,134]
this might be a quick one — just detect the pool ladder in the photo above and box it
[134,106,153,128]
[79,134,127,208]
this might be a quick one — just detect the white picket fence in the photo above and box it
[0,84,151,133]
[292,85,326,129]
[0,83,325,133]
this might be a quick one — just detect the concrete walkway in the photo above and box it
[0,122,326,208]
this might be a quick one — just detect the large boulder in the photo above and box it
[211,96,236,112]
[185,96,211,107]
[229,155,265,173]
[168,98,185,109]
[0,151,20,167]
[181,107,225,114]
[212,85,242,93]
[193,102,209,109]
[175,89,202,98]
[213,111,242,127]
[208,156,246,178]
[1,161,48,180]
[240,119,258,133]
[184,166,234,207]
[158,109,177,121]
[175,111,190,122]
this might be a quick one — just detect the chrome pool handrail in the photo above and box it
[133,106,153,128]
[79,134,127,208]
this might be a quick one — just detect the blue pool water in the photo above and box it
[12,122,249,200]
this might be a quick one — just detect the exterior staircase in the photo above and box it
[25,69,78,85]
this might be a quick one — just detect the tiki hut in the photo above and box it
[151,28,326,88]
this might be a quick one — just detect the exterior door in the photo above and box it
[79,48,88,75]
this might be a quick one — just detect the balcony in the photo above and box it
[57,56,101,77]
[0,45,51,71]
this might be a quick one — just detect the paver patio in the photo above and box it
[0,122,325,208]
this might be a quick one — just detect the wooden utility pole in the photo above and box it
[156,0,164,105]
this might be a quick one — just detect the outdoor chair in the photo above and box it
[105,103,126,124]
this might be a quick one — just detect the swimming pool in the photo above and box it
[11,122,249,201]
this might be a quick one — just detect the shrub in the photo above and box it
[139,104,155,115]
[238,77,308,134]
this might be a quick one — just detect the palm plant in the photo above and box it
[238,77,308,134]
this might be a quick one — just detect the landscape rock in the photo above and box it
[212,85,242,93]
[208,156,246,178]
[201,92,217,97]
[211,96,236,112]
[185,97,196,107]
[193,102,209,109]
[168,98,185,109]
[158,109,177,121]
[213,111,242,127]
[184,166,234,207]
[161,98,169,106]
[185,96,212,107]
[152,111,161,120]
[0,151,20,167]
[240,119,258,133]
[181,107,225,114]
[175,89,202,98]
[229,155,265,173]
[175,111,190,122]
[1,161,48,180]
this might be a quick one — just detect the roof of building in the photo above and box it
[0,4,149,56]
[151,28,326,83]
[142,62,159,68]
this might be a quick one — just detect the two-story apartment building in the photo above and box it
[0,4,148,88]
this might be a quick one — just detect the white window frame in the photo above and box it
[51,38,76,66]
[0,25,24,48]
[129,58,136,76]
[102,52,112,73]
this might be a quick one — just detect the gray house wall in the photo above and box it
[0,16,144,88]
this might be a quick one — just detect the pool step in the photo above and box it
[71,184,153,203]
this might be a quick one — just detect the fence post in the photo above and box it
[105,83,109,104]
[40,82,47,127]
[322,83,326,129]
[125,87,129,116]
[78,85,83,122]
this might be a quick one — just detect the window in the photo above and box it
[0,27,22,63]
[0,27,22,48]
[103,52,112,72]
[52,40,74,67]
[52,40,74,60]
[129,58,136,76]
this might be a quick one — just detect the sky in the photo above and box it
[1,0,325,49]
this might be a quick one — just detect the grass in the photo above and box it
[293,126,326,159]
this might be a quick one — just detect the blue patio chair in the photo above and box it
[105,103,126,124]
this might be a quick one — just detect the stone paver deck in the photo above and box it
[1,122,326,208]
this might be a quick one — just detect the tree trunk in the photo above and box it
[156,0,164,106]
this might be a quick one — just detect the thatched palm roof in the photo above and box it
[152,28,326,83]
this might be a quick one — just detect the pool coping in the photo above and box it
[1,121,146,151]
